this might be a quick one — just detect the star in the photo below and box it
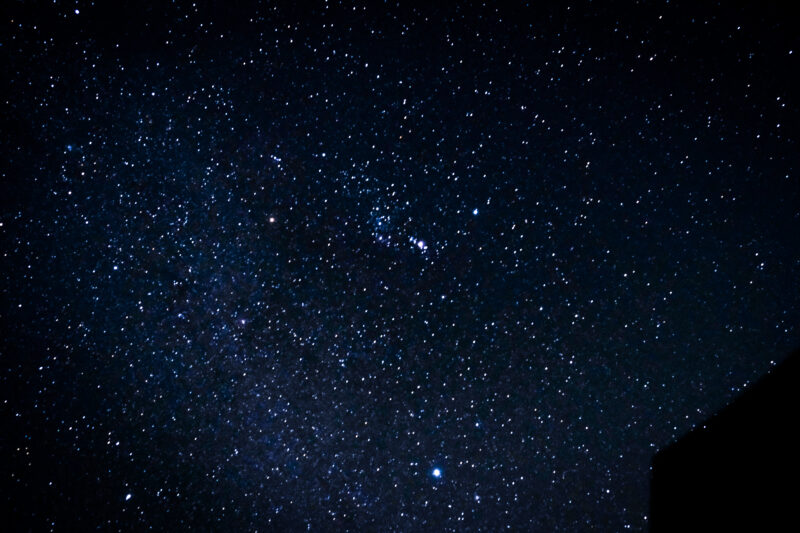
[3,2,796,531]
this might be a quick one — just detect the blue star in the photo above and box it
[432,467,442,478]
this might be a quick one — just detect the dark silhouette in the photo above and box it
[650,349,800,531]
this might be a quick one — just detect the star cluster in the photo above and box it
[2,1,798,531]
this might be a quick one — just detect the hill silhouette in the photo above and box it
[650,349,800,531]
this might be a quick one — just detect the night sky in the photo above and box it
[2,1,798,531]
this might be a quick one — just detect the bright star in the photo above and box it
[432,468,442,478]
[473,208,479,215]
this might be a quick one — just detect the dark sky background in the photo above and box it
[1,1,798,531]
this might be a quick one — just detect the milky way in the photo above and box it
[2,1,798,531]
